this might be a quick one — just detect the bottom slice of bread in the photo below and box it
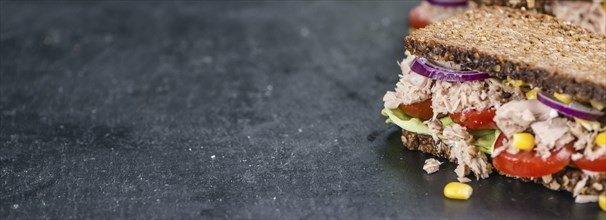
[401,129,606,196]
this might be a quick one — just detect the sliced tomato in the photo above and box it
[408,6,431,30]
[492,134,574,178]
[572,155,606,172]
[398,98,433,121]
[448,108,497,130]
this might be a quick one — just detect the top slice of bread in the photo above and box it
[404,6,606,104]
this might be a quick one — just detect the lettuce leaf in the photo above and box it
[381,108,454,136]
[471,129,500,155]
[381,108,500,154]
[381,108,431,135]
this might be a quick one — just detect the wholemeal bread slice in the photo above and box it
[401,129,606,197]
[404,7,606,105]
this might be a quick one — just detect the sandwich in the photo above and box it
[382,6,606,203]
[473,0,606,34]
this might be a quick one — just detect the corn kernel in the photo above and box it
[596,132,606,146]
[513,133,535,150]
[526,88,541,100]
[590,100,605,111]
[505,76,526,88]
[444,182,473,200]
[600,194,606,212]
[553,92,572,104]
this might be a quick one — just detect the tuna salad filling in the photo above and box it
[381,53,606,187]
[552,0,606,34]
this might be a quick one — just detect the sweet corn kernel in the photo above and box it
[513,133,535,150]
[526,88,541,100]
[600,194,606,212]
[553,92,572,104]
[444,182,473,200]
[574,118,601,131]
[596,132,606,146]
[505,76,526,88]
[590,100,605,111]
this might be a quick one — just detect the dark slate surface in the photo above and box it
[1,1,605,219]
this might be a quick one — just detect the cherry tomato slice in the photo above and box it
[572,155,606,172]
[449,108,497,130]
[398,98,433,121]
[408,6,432,30]
[492,133,574,178]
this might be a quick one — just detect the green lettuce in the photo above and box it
[471,129,500,155]
[381,108,453,135]
[381,108,499,154]
[381,108,431,135]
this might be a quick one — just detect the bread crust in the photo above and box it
[404,7,606,107]
[401,129,606,196]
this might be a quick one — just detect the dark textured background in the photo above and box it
[1,1,605,219]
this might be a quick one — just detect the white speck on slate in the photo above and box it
[265,85,273,96]
[211,155,216,159]
[104,35,113,43]
[300,27,310,37]
[202,56,213,64]
[188,148,192,151]
[11,204,18,209]
[298,128,302,133]
[273,197,276,200]
[381,17,391,26]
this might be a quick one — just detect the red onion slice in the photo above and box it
[410,58,490,82]
[536,92,605,121]
[426,0,468,7]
